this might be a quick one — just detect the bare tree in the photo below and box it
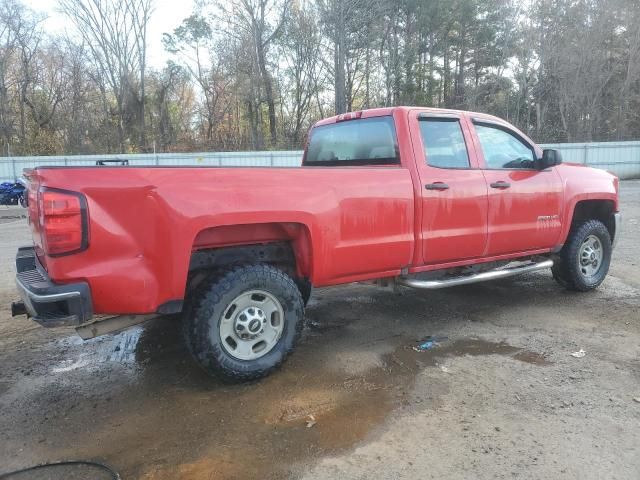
[317,0,375,114]
[539,0,617,141]
[126,0,154,150]
[613,0,640,139]
[216,0,289,146]
[58,0,153,152]
[0,0,42,154]
[22,42,66,150]
[279,2,323,144]
[164,15,233,143]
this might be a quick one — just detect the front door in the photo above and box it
[409,111,488,264]
[471,120,563,256]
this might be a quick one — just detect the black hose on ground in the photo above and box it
[0,460,120,479]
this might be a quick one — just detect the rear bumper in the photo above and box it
[612,212,621,249]
[13,246,93,327]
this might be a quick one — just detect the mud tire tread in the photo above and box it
[182,264,304,382]
[553,219,612,292]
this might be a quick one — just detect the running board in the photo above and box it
[397,259,554,290]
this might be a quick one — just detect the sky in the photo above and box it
[23,0,197,69]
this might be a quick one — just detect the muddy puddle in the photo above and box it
[410,337,552,367]
[4,314,551,480]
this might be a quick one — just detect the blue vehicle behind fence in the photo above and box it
[0,181,26,206]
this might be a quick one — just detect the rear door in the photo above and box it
[470,119,563,255]
[409,111,488,264]
[303,113,415,283]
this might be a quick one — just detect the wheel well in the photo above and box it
[571,200,616,239]
[189,242,298,277]
[187,222,313,291]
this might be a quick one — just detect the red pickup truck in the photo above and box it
[11,107,621,381]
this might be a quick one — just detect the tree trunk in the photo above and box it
[256,38,277,146]
[139,75,146,150]
[443,39,450,107]
[455,30,466,108]
[334,2,346,115]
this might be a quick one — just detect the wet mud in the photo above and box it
[0,310,551,480]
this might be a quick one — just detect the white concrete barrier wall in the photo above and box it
[1,141,639,182]
[540,141,640,180]
[0,151,304,183]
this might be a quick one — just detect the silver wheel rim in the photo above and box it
[219,289,285,361]
[578,235,603,278]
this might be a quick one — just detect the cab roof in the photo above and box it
[312,106,510,128]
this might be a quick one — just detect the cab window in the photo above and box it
[304,117,399,166]
[475,124,536,169]
[419,118,470,169]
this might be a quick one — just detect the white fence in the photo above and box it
[541,141,640,180]
[1,141,639,182]
[0,151,303,183]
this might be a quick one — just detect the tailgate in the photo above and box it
[23,169,47,270]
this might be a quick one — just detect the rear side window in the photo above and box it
[419,118,470,169]
[304,117,399,166]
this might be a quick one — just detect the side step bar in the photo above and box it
[397,259,554,290]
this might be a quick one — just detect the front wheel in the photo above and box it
[183,264,304,382]
[552,219,612,291]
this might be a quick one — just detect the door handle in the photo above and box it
[425,182,450,191]
[490,181,511,189]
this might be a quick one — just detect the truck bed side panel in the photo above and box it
[34,166,415,314]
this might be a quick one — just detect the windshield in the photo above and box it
[304,117,399,166]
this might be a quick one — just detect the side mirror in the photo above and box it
[539,149,562,169]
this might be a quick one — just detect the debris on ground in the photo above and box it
[633,397,640,404]
[413,335,448,352]
[570,349,586,358]
[414,340,435,351]
[306,415,316,428]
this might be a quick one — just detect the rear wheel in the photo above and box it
[552,219,612,291]
[183,264,304,382]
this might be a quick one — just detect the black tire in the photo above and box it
[552,219,612,291]
[183,264,304,382]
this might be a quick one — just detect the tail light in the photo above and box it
[27,187,37,223]
[38,188,88,256]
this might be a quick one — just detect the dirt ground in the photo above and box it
[0,183,638,480]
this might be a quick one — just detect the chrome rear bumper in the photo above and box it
[13,246,93,327]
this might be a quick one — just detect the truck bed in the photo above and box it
[26,165,415,314]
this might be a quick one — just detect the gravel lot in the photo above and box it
[0,182,638,480]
